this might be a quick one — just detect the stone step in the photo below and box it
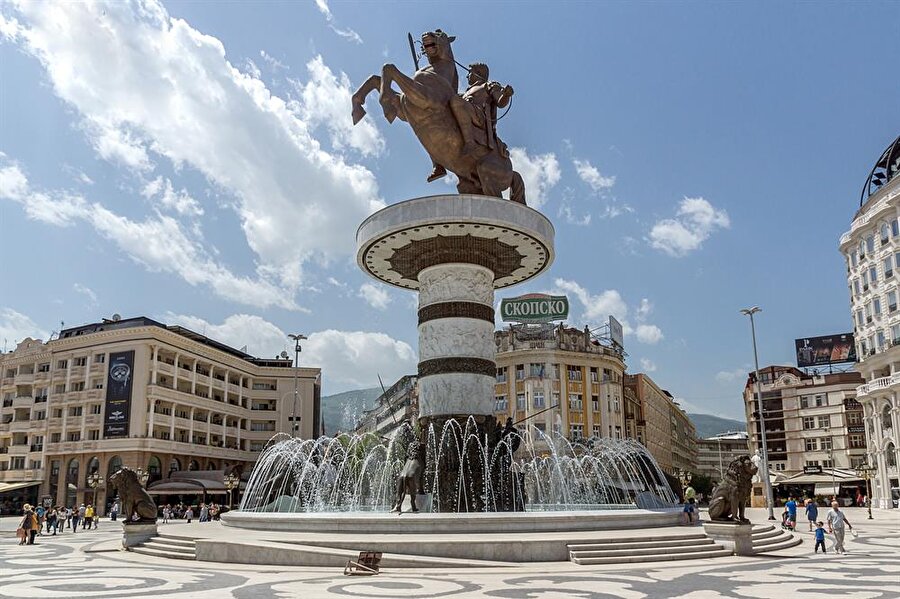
[567,533,707,550]
[753,536,802,554]
[752,524,776,534]
[141,540,196,554]
[753,532,794,547]
[571,543,723,558]
[568,538,715,551]
[572,548,732,565]
[151,535,196,548]
[752,528,785,541]
[131,545,196,560]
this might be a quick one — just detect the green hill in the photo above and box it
[321,387,381,434]
[688,413,746,439]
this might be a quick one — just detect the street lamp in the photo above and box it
[741,306,776,520]
[135,467,150,487]
[224,472,239,510]
[856,462,875,519]
[288,333,307,438]
[87,471,102,506]
[824,425,836,501]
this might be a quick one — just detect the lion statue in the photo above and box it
[707,455,757,523]
[108,467,157,523]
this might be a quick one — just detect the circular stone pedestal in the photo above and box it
[357,195,555,420]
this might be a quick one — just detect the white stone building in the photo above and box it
[838,133,900,508]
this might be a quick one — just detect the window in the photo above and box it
[853,279,861,295]
[494,395,507,411]
[533,391,545,409]
[590,367,598,382]
[800,394,826,408]
[874,298,882,316]
[881,223,890,243]
[50,432,61,443]
[52,409,62,419]
[66,432,81,442]
[822,459,834,469]
[803,416,815,430]
[848,411,862,425]
[496,367,507,383]
[774,463,786,471]
[567,366,582,381]
[851,250,858,267]
[552,392,560,406]
[866,235,875,254]
[71,381,85,392]
[878,330,887,350]
[569,394,583,411]
[817,415,831,428]
[68,406,83,417]
[94,353,106,363]
[37,363,50,373]
[529,363,544,378]
[894,220,900,237]
[805,438,818,451]
[515,365,525,380]
[890,291,898,312]
[859,239,866,257]
[516,393,526,411]
[805,460,820,468]
[614,426,622,439]
[90,404,101,415]
[870,266,878,285]
[821,437,833,451]
[865,303,872,321]
[592,425,601,438]
[569,424,583,439]
[93,381,103,390]
[885,257,894,278]
[54,384,65,394]
[849,434,865,448]
[592,395,600,412]
[88,430,100,441]
[33,411,45,421]
[56,360,68,369]
[856,310,864,328]
[73,357,87,367]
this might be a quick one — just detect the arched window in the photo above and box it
[883,405,893,430]
[881,223,890,242]
[867,235,875,254]
[106,455,123,480]
[206,461,217,470]
[189,459,200,471]
[147,456,162,484]
[887,443,897,468]
[66,459,79,484]
[85,456,100,484]
[169,457,181,473]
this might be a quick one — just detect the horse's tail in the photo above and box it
[510,171,526,205]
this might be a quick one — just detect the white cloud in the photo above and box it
[292,56,384,157]
[649,197,730,257]
[640,358,657,372]
[715,368,748,383]
[142,177,203,217]
[510,147,561,209]
[305,330,416,393]
[0,157,300,310]
[260,50,287,72]
[358,282,391,310]
[164,313,290,359]
[73,283,98,308]
[314,0,363,44]
[552,278,664,345]
[558,200,591,226]
[2,1,384,292]
[635,324,664,345]
[573,158,616,192]
[0,308,50,345]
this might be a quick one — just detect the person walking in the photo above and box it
[826,501,853,554]
[805,498,819,532]
[45,506,57,536]
[84,505,94,530]
[185,505,194,523]
[56,507,66,534]
[814,521,827,553]
[71,505,80,533]
[18,504,35,545]
[110,500,119,522]
[784,496,798,530]
[199,503,209,523]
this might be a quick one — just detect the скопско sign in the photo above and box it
[500,293,568,324]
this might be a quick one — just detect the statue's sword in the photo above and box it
[407,32,420,70]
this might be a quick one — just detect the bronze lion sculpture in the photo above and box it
[707,455,757,523]
[108,467,157,522]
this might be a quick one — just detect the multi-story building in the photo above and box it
[838,133,900,508]
[695,431,750,485]
[355,375,417,439]
[624,373,697,475]
[493,325,626,446]
[743,366,866,494]
[0,316,321,513]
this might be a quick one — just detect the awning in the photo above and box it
[814,484,839,496]
[773,469,862,486]
[0,481,41,494]
[146,479,228,495]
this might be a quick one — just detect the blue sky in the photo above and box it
[1,1,898,419]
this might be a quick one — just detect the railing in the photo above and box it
[856,372,900,396]
[840,187,900,245]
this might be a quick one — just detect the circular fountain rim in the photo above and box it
[221,507,683,534]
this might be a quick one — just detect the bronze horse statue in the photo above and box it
[351,30,526,204]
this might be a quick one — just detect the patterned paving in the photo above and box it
[1,510,898,598]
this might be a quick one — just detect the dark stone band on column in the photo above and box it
[418,357,496,378]
[418,302,495,325]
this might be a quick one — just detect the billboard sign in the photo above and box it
[795,334,857,367]
[103,350,135,438]
[803,465,823,475]
[609,315,624,348]
[500,293,568,324]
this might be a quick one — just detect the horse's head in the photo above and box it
[421,29,455,63]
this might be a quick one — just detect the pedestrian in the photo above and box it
[199,503,209,523]
[35,504,46,536]
[805,498,819,532]
[185,506,194,523]
[826,501,853,554]
[56,507,66,534]
[78,503,86,528]
[64,506,72,530]
[110,500,119,522]
[162,505,170,524]
[45,506,57,535]
[71,505,80,533]
[84,504,94,530]
[785,496,798,530]
[17,504,34,545]
[814,521,827,553]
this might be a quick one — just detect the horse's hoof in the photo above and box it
[351,105,367,125]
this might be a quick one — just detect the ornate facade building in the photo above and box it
[492,325,627,447]
[838,133,900,508]
[695,431,750,485]
[0,316,320,513]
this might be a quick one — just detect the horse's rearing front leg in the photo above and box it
[351,75,381,125]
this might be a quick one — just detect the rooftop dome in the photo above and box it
[860,134,900,206]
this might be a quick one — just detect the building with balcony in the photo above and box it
[492,324,627,449]
[0,316,320,514]
[742,366,866,500]
[695,431,750,485]
[355,375,417,439]
[624,373,697,475]
[838,133,900,508]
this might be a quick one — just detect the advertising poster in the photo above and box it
[103,350,135,438]
[795,334,857,367]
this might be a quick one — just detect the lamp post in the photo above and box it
[717,436,724,482]
[856,463,875,519]
[288,333,307,438]
[87,471,102,508]
[825,425,836,501]
[224,472,239,510]
[741,306,776,520]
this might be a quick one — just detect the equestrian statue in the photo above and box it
[351,29,526,204]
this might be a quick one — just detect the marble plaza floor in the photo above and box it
[0,507,897,598]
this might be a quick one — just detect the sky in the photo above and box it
[1,1,898,420]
